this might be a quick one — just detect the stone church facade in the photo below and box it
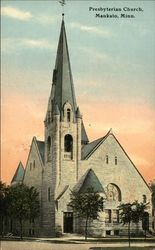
[12,18,152,237]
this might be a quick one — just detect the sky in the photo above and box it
[1,0,155,185]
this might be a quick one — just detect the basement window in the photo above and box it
[106,230,111,236]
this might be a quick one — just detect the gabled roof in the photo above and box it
[11,162,24,184]
[72,169,105,193]
[111,133,151,192]
[81,137,104,160]
[81,129,112,160]
[55,185,69,201]
[36,140,45,164]
[81,129,150,192]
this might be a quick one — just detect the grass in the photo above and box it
[69,238,155,243]
[89,248,155,250]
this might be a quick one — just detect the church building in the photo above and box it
[11,16,152,237]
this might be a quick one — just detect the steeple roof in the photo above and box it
[52,18,77,120]
[11,162,24,184]
[47,17,89,144]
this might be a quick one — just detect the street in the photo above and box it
[1,241,155,250]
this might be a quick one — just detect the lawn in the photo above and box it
[89,248,155,250]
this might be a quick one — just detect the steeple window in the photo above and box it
[67,109,71,122]
[63,102,73,123]
[47,136,51,161]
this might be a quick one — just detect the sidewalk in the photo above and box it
[1,239,155,250]
[35,233,155,243]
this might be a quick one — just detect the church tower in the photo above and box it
[41,16,88,236]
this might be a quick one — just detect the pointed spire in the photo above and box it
[11,162,24,185]
[46,18,89,144]
[50,18,77,121]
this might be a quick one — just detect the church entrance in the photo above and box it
[63,212,73,233]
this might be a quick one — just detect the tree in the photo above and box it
[118,201,149,247]
[118,203,133,247]
[0,181,9,236]
[142,211,149,240]
[8,184,40,239]
[28,187,40,222]
[69,187,104,240]
[149,179,155,207]
[132,200,149,237]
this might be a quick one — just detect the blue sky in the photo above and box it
[2,0,155,105]
[1,0,155,184]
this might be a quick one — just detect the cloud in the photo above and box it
[23,39,55,49]
[69,22,114,37]
[35,14,58,25]
[1,38,56,52]
[1,5,58,24]
[79,47,112,62]
[1,6,32,20]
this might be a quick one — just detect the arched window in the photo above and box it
[115,156,117,165]
[67,109,71,122]
[47,136,51,161]
[64,134,73,153]
[106,183,121,202]
[33,160,35,169]
[106,155,109,164]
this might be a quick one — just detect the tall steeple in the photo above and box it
[46,16,89,144]
[51,16,77,121]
